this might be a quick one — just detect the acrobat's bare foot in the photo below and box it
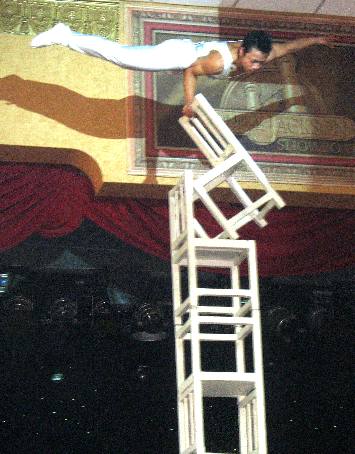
[31,23,71,48]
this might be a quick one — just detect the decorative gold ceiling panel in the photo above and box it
[0,0,120,39]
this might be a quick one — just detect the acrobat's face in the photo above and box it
[239,47,269,73]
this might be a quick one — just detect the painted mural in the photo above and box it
[128,5,355,187]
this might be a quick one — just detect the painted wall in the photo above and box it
[0,32,177,196]
[0,1,354,207]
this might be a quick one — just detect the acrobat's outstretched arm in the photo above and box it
[266,36,331,62]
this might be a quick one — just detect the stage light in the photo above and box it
[307,305,333,333]
[266,306,301,344]
[9,295,34,312]
[51,373,64,382]
[48,297,78,322]
[307,288,335,336]
[92,297,114,317]
[0,294,34,318]
[90,296,118,333]
[0,273,11,294]
[131,302,168,342]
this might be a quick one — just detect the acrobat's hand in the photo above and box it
[182,103,195,118]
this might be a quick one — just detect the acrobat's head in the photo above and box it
[239,30,272,73]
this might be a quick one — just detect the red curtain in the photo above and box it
[0,163,354,276]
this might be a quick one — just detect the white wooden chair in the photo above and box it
[170,165,243,241]
[179,93,285,233]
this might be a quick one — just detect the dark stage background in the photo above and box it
[0,265,353,454]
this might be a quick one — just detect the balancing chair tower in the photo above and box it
[169,94,285,454]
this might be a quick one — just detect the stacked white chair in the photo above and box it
[169,94,285,453]
[179,93,285,235]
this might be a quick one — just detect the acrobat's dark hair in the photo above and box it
[242,30,273,54]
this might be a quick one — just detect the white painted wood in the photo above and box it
[169,224,267,451]
[179,94,285,239]
[169,157,267,453]
[201,372,256,397]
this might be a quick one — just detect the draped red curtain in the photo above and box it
[0,163,354,276]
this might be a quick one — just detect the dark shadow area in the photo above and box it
[1,75,304,148]
[156,89,305,150]
[0,75,176,140]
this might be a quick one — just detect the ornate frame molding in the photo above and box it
[125,3,355,188]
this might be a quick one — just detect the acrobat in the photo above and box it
[31,24,329,116]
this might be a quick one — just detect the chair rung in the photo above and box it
[175,304,252,319]
[237,302,252,316]
[175,320,191,339]
[185,333,241,341]
[171,231,187,249]
[239,389,257,408]
[198,316,254,325]
[197,305,249,315]
[178,322,253,340]
[237,324,254,340]
[171,244,188,264]
[175,298,192,317]
[197,288,252,298]
[178,374,194,399]
[228,193,273,228]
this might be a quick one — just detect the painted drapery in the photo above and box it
[0,163,353,276]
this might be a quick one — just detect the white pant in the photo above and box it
[66,31,199,71]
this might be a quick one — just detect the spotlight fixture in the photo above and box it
[51,372,65,382]
[48,297,78,322]
[266,306,301,344]
[0,273,11,294]
[307,288,335,336]
[0,294,34,329]
[92,297,114,318]
[8,294,34,312]
[131,302,168,342]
